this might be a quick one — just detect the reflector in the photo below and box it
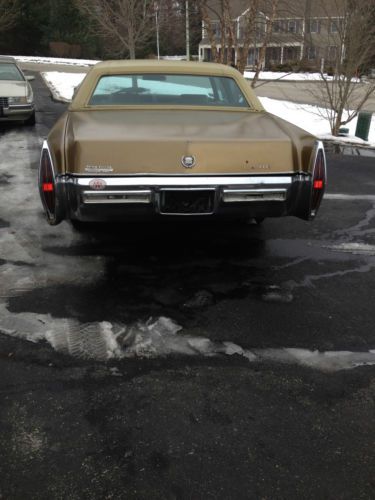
[313,180,323,189]
[42,183,54,192]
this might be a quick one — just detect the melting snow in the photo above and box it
[14,55,99,67]
[244,70,360,83]
[327,243,375,255]
[261,285,294,303]
[41,71,87,102]
[1,304,375,372]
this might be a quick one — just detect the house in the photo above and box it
[198,0,344,71]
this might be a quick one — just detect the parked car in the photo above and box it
[0,56,35,125]
[39,60,326,226]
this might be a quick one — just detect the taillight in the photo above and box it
[311,148,326,216]
[40,148,56,218]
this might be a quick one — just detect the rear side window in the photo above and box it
[0,63,24,81]
[88,73,250,108]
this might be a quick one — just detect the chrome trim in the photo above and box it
[8,104,34,110]
[159,187,216,191]
[308,140,327,219]
[309,140,326,174]
[76,175,294,187]
[82,190,152,204]
[223,188,287,203]
[38,140,65,225]
[70,171,298,178]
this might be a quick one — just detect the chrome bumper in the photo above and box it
[0,104,34,120]
[56,173,314,222]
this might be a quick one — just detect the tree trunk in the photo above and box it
[251,0,278,87]
[237,1,259,74]
[332,109,344,136]
[129,44,136,59]
[200,4,218,62]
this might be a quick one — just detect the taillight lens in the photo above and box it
[40,149,56,218]
[311,149,326,215]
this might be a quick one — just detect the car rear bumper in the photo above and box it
[57,172,314,222]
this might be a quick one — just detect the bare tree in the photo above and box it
[251,0,279,87]
[236,1,259,74]
[74,0,156,59]
[198,0,219,62]
[0,0,19,33]
[310,0,375,135]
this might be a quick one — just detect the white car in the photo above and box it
[0,56,35,125]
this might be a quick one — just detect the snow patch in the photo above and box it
[13,55,99,67]
[325,194,375,201]
[326,242,375,255]
[259,97,375,146]
[244,70,360,83]
[42,71,87,101]
[257,348,375,371]
[261,285,293,303]
[1,304,375,372]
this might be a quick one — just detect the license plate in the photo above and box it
[160,190,215,214]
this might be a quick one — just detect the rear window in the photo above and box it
[0,63,24,81]
[88,73,250,108]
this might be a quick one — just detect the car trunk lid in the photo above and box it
[65,109,313,175]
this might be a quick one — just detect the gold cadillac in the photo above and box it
[39,60,326,226]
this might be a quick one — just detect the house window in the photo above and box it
[309,19,320,33]
[211,21,221,38]
[307,46,316,60]
[273,20,281,33]
[288,20,297,33]
[330,20,339,33]
[328,46,338,60]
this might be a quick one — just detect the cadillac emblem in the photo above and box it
[181,155,196,168]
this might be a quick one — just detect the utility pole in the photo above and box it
[186,0,190,61]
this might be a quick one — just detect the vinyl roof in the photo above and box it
[90,59,241,77]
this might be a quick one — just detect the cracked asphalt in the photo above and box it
[0,72,375,499]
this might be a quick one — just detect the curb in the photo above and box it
[323,140,375,154]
